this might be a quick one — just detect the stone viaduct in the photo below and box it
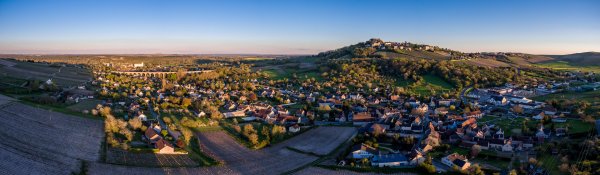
[111,70,213,78]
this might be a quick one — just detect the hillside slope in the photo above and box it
[547,52,600,66]
[316,38,556,68]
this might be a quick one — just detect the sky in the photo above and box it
[0,0,598,55]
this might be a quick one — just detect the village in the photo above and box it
[67,58,597,174]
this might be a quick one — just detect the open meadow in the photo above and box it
[535,61,600,73]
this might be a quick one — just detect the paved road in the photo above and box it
[147,103,168,130]
[432,160,450,172]
[460,86,473,103]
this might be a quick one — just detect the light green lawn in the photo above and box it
[536,61,600,73]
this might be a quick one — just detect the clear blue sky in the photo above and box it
[0,0,598,54]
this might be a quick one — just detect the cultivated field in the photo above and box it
[271,126,356,156]
[88,126,357,174]
[0,59,91,87]
[0,94,14,105]
[461,58,511,68]
[196,131,319,174]
[293,167,416,175]
[106,148,198,167]
[0,99,104,175]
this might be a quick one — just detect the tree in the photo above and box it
[418,162,436,173]
[162,117,172,124]
[161,130,168,137]
[261,127,270,142]
[318,105,331,111]
[361,158,370,166]
[233,125,242,133]
[181,98,192,108]
[248,133,259,146]
[104,115,118,133]
[271,125,286,140]
[128,117,142,130]
[512,105,524,114]
[180,128,193,145]
[248,93,258,101]
[177,68,186,81]
[469,164,485,175]
[471,145,482,158]
[210,110,222,120]
[243,124,256,137]
[372,124,384,137]
[100,106,112,117]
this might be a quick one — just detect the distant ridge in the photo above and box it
[546,52,600,66]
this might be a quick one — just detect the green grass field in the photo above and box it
[409,74,454,96]
[536,61,600,73]
[532,90,600,103]
[532,90,600,113]
[262,68,322,81]
[67,99,103,112]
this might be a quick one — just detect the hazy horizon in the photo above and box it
[1,0,599,55]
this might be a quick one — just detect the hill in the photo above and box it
[316,38,556,68]
[316,38,461,61]
[546,52,600,66]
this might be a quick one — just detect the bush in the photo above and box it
[418,163,436,173]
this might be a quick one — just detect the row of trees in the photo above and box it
[231,123,288,149]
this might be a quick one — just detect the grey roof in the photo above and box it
[372,154,408,163]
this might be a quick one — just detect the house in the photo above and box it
[288,124,301,133]
[144,127,162,143]
[434,107,449,115]
[352,112,374,125]
[369,124,388,135]
[543,106,558,115]
[414,104,428,114]
[224,110,246,118]
[490,95,508,106]
[501,139,513,152]
[464,110,483,119]
[441,153,471,170]
[371,154,409,167]
[138,113,148,121]
[536,125,550,141]
[489,139,504,150]
[552,118,567,123]
[438,99,452,107]
[533,111,545,120]
[155,139,174,154]
[352,144,378,159]
[508,96,533,104]
[133,62,144,68]
[408,150,426,165]
[349,93,363,100]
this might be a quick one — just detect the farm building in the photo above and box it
[155,139,174,154]
[144,127,162,143]
[371,154,409,167]
[441,153,471,170]
[351,143,378,159]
